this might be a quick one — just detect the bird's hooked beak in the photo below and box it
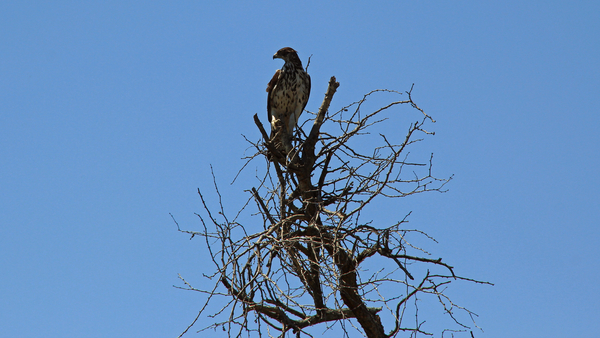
[273,52,281,60]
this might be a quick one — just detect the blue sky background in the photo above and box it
[1,1,599,337]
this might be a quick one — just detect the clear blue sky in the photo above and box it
[1,1,598,337]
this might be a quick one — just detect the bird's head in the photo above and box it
[273,47,303,69]
[273,47,298,62]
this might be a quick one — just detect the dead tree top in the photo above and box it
[176,77,491,338]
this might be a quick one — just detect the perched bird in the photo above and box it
[266,47,311,158]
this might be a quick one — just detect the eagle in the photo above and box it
[266,47,311,158]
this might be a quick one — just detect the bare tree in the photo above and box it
[175,77,491,337]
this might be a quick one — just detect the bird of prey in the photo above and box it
[266,47,311,158]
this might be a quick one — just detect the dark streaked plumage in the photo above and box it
[266,47,311,157]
